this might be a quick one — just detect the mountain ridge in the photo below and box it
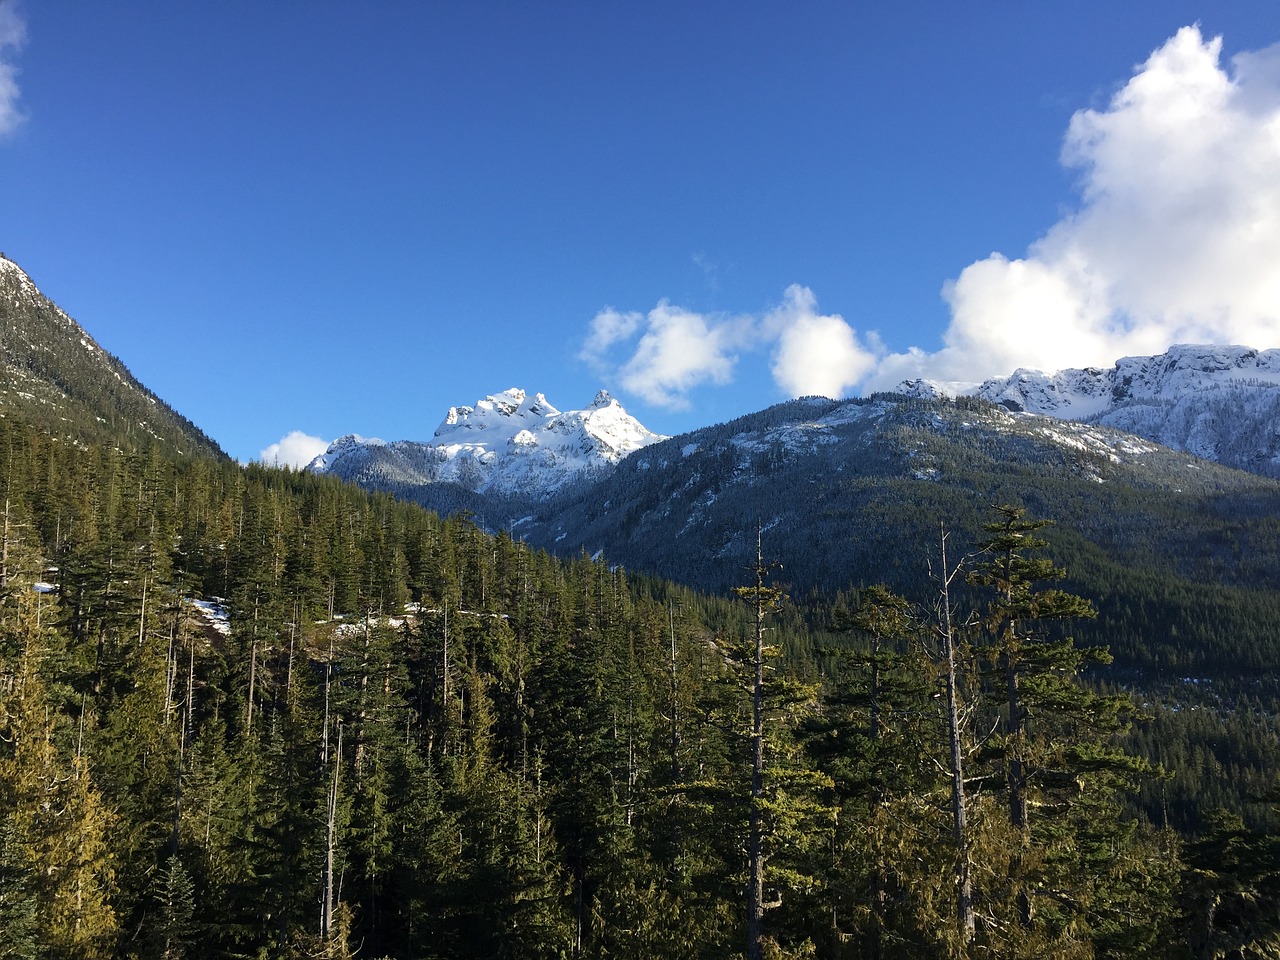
[0,255,225,459]
[901,343,1280,477]
[513,391,1280,600]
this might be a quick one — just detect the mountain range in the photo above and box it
[312,344,1280,524]
[4,252,1280,677]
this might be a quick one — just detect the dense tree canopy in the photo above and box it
[0,411,1275,958]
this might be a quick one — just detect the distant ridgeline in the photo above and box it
[902,343,1280,479]
[0,255,224,458]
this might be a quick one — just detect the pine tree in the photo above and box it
[731,531,831,960]
[967,505,1170,955]
[149,855,196,960]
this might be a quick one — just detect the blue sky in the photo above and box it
[1,2,1278,465]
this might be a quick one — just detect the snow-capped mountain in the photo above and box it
[308,388,666,499]
[901,345,1280,478]
[515,390,1280,594]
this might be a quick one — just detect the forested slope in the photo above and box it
[1,408,1278,958]
[0,257,223,459]
[521,394,1280,678]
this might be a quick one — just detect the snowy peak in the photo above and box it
[1109,345,1280,402]
[971,345,1280,416]
[434,388,563,440]
[310,389,666,498]
[957,345,1280,477]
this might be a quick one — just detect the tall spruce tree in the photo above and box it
[968,505,1173,955]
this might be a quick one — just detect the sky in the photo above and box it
[1,2,1279,466]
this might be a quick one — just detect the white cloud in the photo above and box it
[615,300,748,409]
[588,27,1280,406]
[581,285,879,406]
[581,300,753,410]
[869,25,1280,388]
[260,431,330,469]
[0,1,26,137]
[580,307,643,371]
[765,284,877,398]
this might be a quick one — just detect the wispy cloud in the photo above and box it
[0,1,26,137]
[260,431,330,470]
[692,251,721,292]
[587,27,1280,406]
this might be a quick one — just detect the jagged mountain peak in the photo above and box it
[310,388,666,499]
[434,388,563,439]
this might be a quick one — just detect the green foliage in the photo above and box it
[0,404,1272,958]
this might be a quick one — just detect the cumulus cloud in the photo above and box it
[582,300,754,408]
[260,431,330,470]
[869,25,1280,389]
[765,285,878,398]
[0,1,26,137]
[589,27,1280,407]
[582,285,879,407]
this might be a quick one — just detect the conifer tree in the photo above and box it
[968,505,1170,955]
[731,530,831,960]
[0,598,119,958]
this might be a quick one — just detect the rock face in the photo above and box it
[308,388,666,498]
[907,345,1280,478]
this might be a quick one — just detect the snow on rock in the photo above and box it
[306,434,386,473]
[894,345,1280,478]
[309,389,666,498]
[190,598,232,636]
[969,345,1280,416]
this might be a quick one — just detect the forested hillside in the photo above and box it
[0,257,223,459]
[519,394,1280,677]
[2,407,1278,959]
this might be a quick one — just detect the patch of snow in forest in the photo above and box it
[190,598,231,636]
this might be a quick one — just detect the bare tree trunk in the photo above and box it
[669,600,681,781]
[937,525,975,947]
[322,631,334,765]
[322,719,344,940]
[1,498,11,591]
[1005,645,1031,927]
[746,530,768,960]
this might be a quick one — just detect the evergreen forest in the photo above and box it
[1,409,1278,960]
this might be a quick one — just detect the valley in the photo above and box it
[1,256,1278,957]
